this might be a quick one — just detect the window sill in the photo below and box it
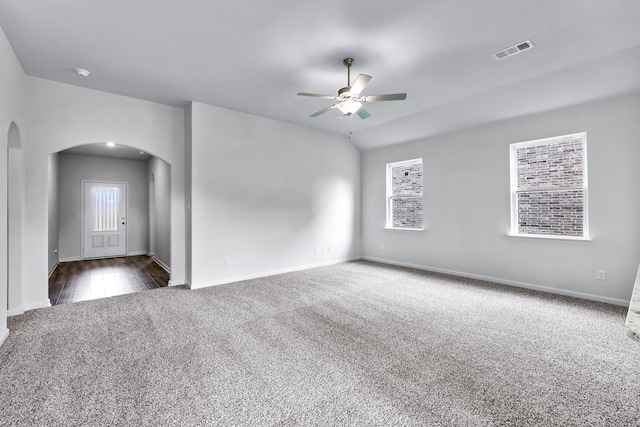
[385,227,425,232]
[506,233,591,243]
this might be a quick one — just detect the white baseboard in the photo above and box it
[362,256,630,307]
[62,252,150,263]
[0,328,9,348]
[7,307,25,317]
[190,257,361,290]
[153,257,171,274]
[48,261,59,278]
[25,299,51,311]
[59,256,82,263]
[128,250,148,256]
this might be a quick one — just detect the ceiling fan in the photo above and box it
[297,58,407,119]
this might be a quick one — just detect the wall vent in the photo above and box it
[493,40,534,60]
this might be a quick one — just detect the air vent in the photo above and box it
[493,40,534,60]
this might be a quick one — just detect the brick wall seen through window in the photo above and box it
[510,133,587,238]
[387,159,423,229]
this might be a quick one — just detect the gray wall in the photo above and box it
[189,102,362,288]
[362,93,640,305]
[148,156,171,270]
[47,153,59,272]
[0,24,26,339]
[184,104,192,284]
[8,145,24,314]
[57,153,149,261]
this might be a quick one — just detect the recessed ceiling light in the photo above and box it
[106,142,115,147]
[139,151,145,155]
[74,68,90,77]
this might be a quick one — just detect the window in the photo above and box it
[386,158,423,229]
[510,133,588,239]
[92,187,120,232]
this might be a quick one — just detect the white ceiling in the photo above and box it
[60,143,152,161]
[1,0,640,151]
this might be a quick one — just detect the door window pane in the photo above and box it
[92,187,119,231]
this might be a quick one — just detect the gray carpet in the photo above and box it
[1,261,639,426]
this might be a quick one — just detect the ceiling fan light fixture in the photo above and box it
[337,100,362,115]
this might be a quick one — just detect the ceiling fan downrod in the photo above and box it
[343,57,354,88]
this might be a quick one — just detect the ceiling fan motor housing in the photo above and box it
[338,87,352,98]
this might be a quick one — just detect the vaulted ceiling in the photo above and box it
[1,0,640,150]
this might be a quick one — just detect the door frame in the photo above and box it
[81,180,129,259]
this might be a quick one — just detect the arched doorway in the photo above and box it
[48,142,172,304]
[7,122,24,314]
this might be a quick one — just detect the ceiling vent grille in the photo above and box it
[493,40,534,60]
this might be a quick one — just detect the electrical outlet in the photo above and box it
[596,269,606,281]
[327,245,332,253]
[314,247,319,255]
[380,244,384,251]
[224,258,231,267]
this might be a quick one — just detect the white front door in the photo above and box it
[83,181,128,259]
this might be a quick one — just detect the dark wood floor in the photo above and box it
[49,255,170,305]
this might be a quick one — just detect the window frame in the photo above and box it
[509,132,589,241]
[385,158,424,231]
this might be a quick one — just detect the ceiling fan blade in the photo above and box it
[310,104,337,117]
[356,107,371,119]
[350,74,372,95]
[297,92,338,100]
[362,93,407,102]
